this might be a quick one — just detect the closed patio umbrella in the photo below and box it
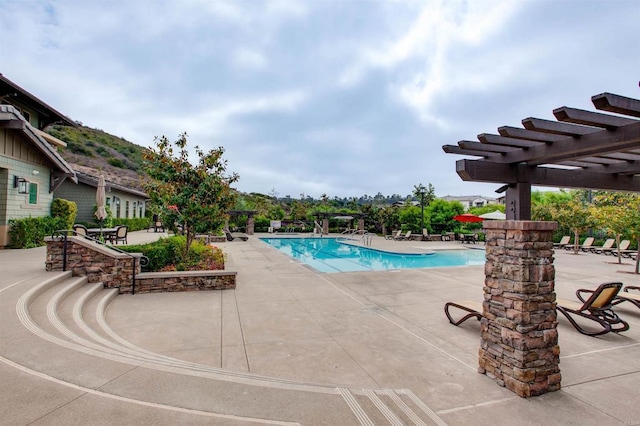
[95,175,107,235]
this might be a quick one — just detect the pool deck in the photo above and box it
[2,231,640,425]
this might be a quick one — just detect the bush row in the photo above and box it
[120,236,225,272]
[9,217,67,248]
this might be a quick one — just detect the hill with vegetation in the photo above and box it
[47,125,149,190]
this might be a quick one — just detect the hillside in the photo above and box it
[47,125,149,190]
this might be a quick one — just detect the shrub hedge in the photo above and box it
[51,198,77,230]
[121,236,225,272]
[9,216,67,248]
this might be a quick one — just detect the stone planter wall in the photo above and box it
[45,236,141,291]
[134,270,236,294]
[45,236,236,295]
[480,220,560,398]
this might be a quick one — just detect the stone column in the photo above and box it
[358,218,364,231]
[322,218,329,235]
[480,220,560,397]
[247,215,255,235]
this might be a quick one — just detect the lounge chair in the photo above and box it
[224,229,248,241]
[444,301,483,326]
[590,238,615,254]
[395,230,412,241]
[384,230,401,240]
[597,239,630,256]
[565,236,594,251]
[553,235,571,249]
[612,286,640,311]
[556,282,629,336]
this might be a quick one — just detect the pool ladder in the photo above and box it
[360,232,373,247]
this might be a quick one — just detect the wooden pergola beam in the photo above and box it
[553,107,637,128]
[456,159,640,191]
[592,92,640,118]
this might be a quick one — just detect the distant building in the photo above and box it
[54,172,148,223]
[391,200,421,208]
[0,74,77,247]
[440,195,500,211]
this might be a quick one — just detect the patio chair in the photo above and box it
[224,229,248,241]
[612,286,640,311]
[73,224,88,237]
[109,225,128,245]
[384,230,401,240]
[565,236,594,251]
[590,238,615,254]
[395,230,412,241]
[553,235,571,249]
[444,301,483,326]
[596,239,631,256]
[556,282,630,336]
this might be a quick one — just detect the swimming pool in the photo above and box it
[260,237,485,273]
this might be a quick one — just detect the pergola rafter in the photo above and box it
[443,92,640,219]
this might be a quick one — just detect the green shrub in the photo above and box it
[51,198,77,230]
[121,236,225,271]
[107,157,125,168]
[9,216,67,248]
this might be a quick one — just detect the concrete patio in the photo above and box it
[1,230,640,425]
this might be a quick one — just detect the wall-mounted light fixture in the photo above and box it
[14,176,28,194]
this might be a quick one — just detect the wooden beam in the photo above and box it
[506,183,531,220]
[553,107,637,129]
[456,159,640,191]
[592,93,640,118]
[498,126,565,143]
[458,141,520,153]
[0,119,26,129]
[486,121,640,165]
[442,145,490,157]
[477,134,542,148]
[521,117,600,136]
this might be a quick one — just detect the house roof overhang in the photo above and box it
[75,171,148,198]
[0,73,78,129]
[1,105,77,191]
[442,92,640,219]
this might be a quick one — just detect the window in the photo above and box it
[132,201,137,218]
[28,182,38,205]
[125,201,129,218]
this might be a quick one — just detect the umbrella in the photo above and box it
[453,213,484,223]
[479,210,506,220]
[95,175,107,235]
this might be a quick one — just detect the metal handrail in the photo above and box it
[51,230,149,295]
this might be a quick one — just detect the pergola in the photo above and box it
[442,92,640,219]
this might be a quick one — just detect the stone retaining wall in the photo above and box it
[45,236,236,295]
[134,270,236,293]
[480,220,560,397]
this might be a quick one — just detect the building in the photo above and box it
[0,74,78,247]
[54,171,148,223]
[440,195,500,211]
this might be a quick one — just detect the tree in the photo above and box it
[413,183,435,233]
[552,198,596,255]
[143,133,238,256]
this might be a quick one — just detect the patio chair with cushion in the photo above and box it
[444,301,483,326]
[73,224,88,237]
[553,235,571,249]
[556,281,630,336]
[590,238,615,254]
[596,239,630,256]
[613,286,640,311]
[224,229,248,241]
[109,225,128,245]
[565,236,594,251]
[395,230,412,241]
[384,230,402,240]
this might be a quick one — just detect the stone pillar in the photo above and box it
[247,215,255,235]
[322,218,329,235]
[358,218,364,231]
[480,220,560,397]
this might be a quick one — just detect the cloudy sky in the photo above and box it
[2,0,638,199]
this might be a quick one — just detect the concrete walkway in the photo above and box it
[2,231,640,425]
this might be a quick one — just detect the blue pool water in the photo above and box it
[260,237,485,273]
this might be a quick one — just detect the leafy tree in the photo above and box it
[426,199,464,234]
[398,206,423,233]
[552,198,596,255]
[143,132,238,256]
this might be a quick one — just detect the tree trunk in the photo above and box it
[573,230,580,255]
[615,234,622,264]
